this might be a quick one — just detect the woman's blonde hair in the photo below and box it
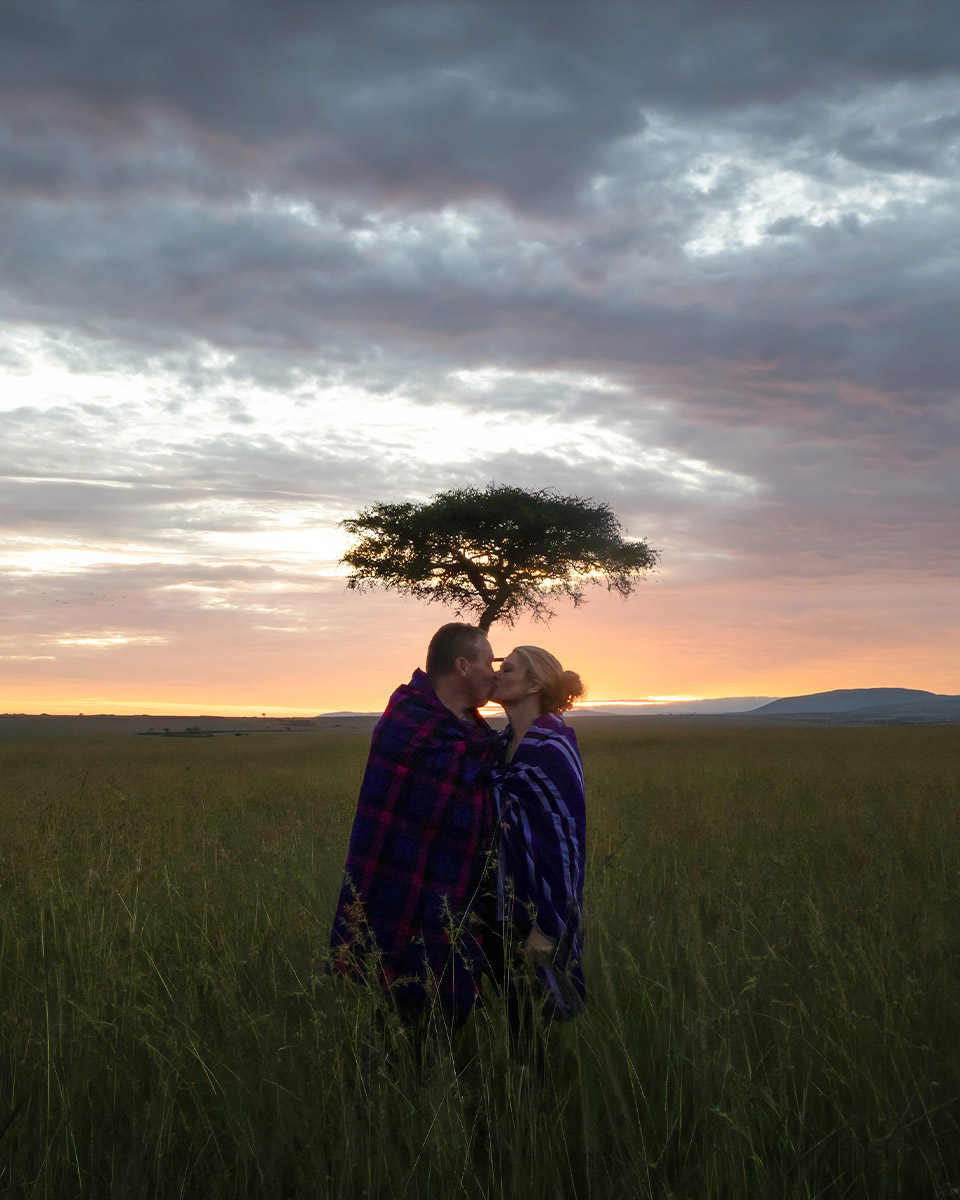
[512,645,585,714]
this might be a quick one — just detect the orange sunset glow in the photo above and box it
[5,575,957,717]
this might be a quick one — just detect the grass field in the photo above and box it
[1,721,958,1198]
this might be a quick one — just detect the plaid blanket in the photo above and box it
[330,668,499,1012]
[497,712,586,998]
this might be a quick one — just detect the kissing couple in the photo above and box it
[329,621,586,1046]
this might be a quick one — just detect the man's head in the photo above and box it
[426,622,496,712]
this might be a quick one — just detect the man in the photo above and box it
[329,622,500,1025]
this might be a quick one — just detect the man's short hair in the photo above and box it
[426,623,487,682]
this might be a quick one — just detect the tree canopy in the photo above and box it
[339,485,658,632]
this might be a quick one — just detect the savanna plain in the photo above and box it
[1,720,958,1199]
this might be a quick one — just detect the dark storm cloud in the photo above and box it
[0,0,636,211]
[3,1,959,210]
[833,108,960,177]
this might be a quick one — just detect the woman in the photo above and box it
[490,645,587,1022]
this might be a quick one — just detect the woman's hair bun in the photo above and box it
[555,669,585,713]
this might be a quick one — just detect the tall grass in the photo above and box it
[0,723,958,1198]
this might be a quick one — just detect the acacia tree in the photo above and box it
[340,484,658,632]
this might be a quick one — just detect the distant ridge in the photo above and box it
[4,689,958,737]
[752,688,939,715]
[572,697,774,716]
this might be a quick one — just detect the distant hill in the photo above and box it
[572,697,774,716]
[752,688,939,715]
[839,697,960,722]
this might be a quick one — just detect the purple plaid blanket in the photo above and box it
[330,669,499,1011]
[498,712,586,998]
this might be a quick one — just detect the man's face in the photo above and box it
[462,636,496,708]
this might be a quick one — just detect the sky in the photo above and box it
[1,0,959,716]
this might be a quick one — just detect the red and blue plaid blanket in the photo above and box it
[330,669,500,1012]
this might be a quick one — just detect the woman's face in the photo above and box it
[491,650,540,707]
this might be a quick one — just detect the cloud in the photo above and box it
[3,1,959,212]
[1,1,958,706]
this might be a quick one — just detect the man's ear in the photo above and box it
[453,655,470,677]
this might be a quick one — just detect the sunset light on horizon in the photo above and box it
[2,2,958,718]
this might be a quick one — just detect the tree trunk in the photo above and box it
[477,591,510,632]
[478,601,509,632]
